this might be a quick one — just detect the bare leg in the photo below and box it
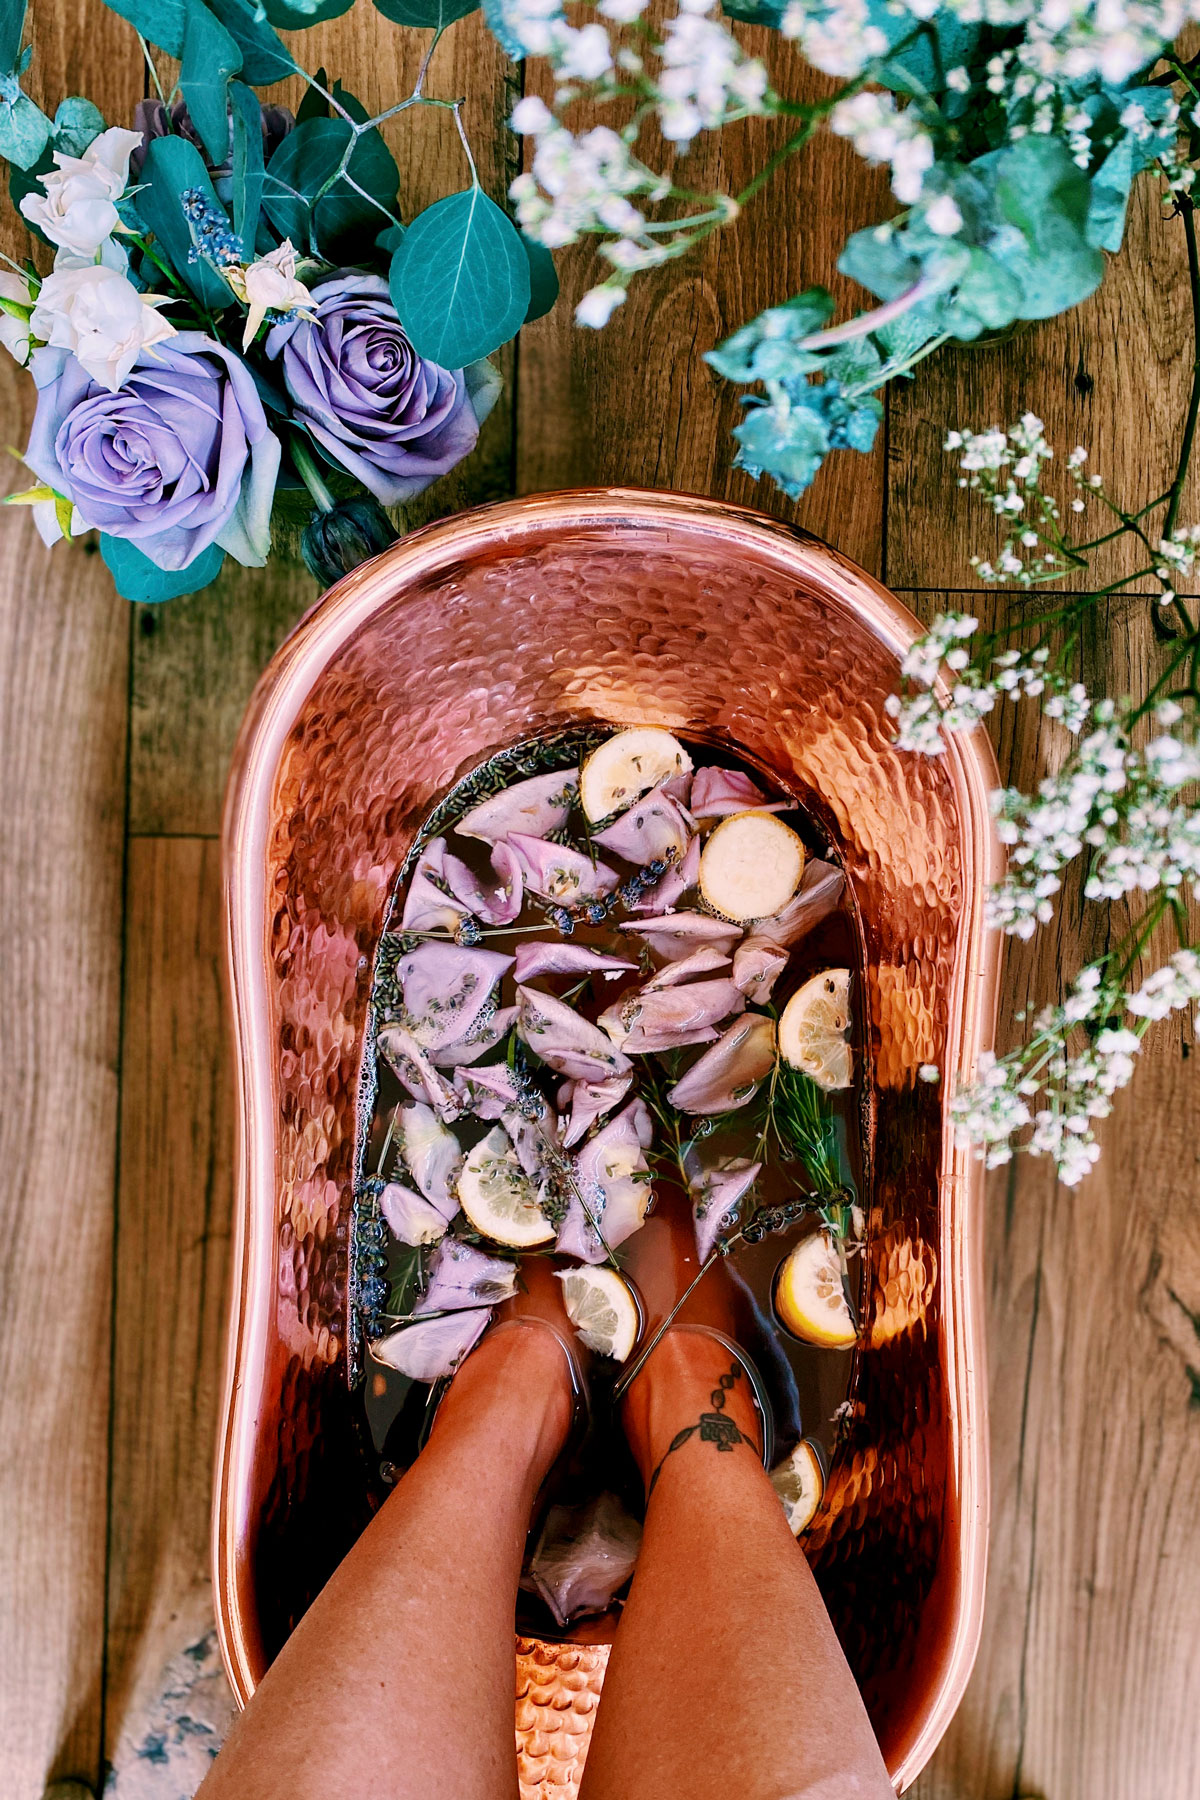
[198,1319,573,1800]
[581,1322,893,1798]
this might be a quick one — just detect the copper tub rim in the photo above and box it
[214,485,1003,1792]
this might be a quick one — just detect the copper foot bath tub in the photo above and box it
[214,487,1002,1793]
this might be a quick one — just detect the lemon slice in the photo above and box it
[580,728,693,823]
[770,1439,827,1535]
[555,1265,641,1360]
[698,812,805,922]
[773,1229,857,1348]
[778,968,852,1089]
[456,1127,554,1247]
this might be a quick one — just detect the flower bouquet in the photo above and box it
[0,0,554,600]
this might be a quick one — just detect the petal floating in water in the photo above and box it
[592,785,693,866]
[399,942,513,1051]
[421,1237,519,1311]
[667,1013,778,1115]
[620,910,742,961]
[430,1003,519,1069]
[456,769,578,845]
[558,1099,654,1260]
[690,1158,761,1261]
[400,836,466,934]
[558,1072,633,1148]
[514,942,637,983]
[618,979,746,1055]
[517,985,632,1083]
[453,1062,525,1120]
[732,939,789,1002]
[642,944,731,989]
[628,831,701,914]
[508,832,620,904]
[398,1101,463,1215]
[441,842,524,926]
[759,857,844,947]
[690,766,790,818]
[370,1306,492,1381]
[379,1181,448,1246]
[377,1024,462,1119]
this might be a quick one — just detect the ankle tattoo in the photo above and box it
[646,1361,755,1499]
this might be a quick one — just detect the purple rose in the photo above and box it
[130,97,295,185]
[25,333,281,570]
[264,273,501,506]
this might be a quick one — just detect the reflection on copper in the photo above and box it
[214,489,1003,1794]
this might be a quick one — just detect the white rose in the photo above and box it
[19,126,144,258]
[0,270,34,366]
[224,241,315,350]
[29,262,176,392]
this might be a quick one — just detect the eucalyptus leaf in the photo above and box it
[101,534,225,603]
[373,0,478,24]
[261,0,354,27]
[262,114,399,256]
[733,400,831,500]
[704,287,833,383]
[180,0,243,164]
[0,0,27,73]
[52,96,105,157]
[230,79,265,248]
[207,0,294,84]
[389,185,530,366]
[0,86,50,168]
[100,0,187,56]
[720,0,786,24]
[296,68,330,122]
[865,2,980,95]
[521,231,557,322]
[134,135,234,308]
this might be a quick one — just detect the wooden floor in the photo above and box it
[3,5,1200,1796]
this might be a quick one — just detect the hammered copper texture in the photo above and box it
[515,1638,610,1799]
[216,489,1002,1791]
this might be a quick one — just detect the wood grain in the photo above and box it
[516,38,889,574]
[887,176,1200,595]
[129,10,520,836]
[0,5,139,1796]
[102,839,235,1764]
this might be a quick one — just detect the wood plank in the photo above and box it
[0,3,140,1794]
[899,587,1200,1800]
[516,39,889,575]
[102,839,235,1769]
[887,173,1200,594]
[129,11,519,837]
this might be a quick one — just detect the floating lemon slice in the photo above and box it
[770,1439,827,1535]
[698,812,805,922]
[580,728,692,823]
[773,1229,858,1349]
[778,968,852,1090]
[555,1265,641,1361]
[456,1127,554,1248]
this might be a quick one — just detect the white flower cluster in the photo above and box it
[829,90,935,204]
[765,0,1200,88]
[654,0,770,146]
[503,0,616,78]
[3,128,177,396]
[941,419,1106,586]
[951,951,1200,1184]
[887,615,1091,757]
[988,700,1200,931]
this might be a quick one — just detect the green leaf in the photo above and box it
[521,231,557,322]
[704,287,833,384]
[1085,87,1176,252]
[260,0,354,27]
[180,0,243,165]
[0,0,27,70]
[376,221,404,255]
[7,133,52,236]
[100,0,187,56]
[720,0,785,24]
[389,186,530,366]
[865,3,980,95]
[373,0,477,23]
[734,399,831,500]
[52,96,105,157]
[984,136,1104,318]
[0,84,50,168]
[296,67,330,122]
[134,135,234,308]
[101,535,225,603]
[230,79,265,249]
[262,114,399,257]
[207,0,293,83]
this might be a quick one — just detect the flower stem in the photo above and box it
[291,435,335,513]
[1166,196,1200,540]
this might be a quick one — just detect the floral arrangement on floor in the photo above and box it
[0,0,1195,1174]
